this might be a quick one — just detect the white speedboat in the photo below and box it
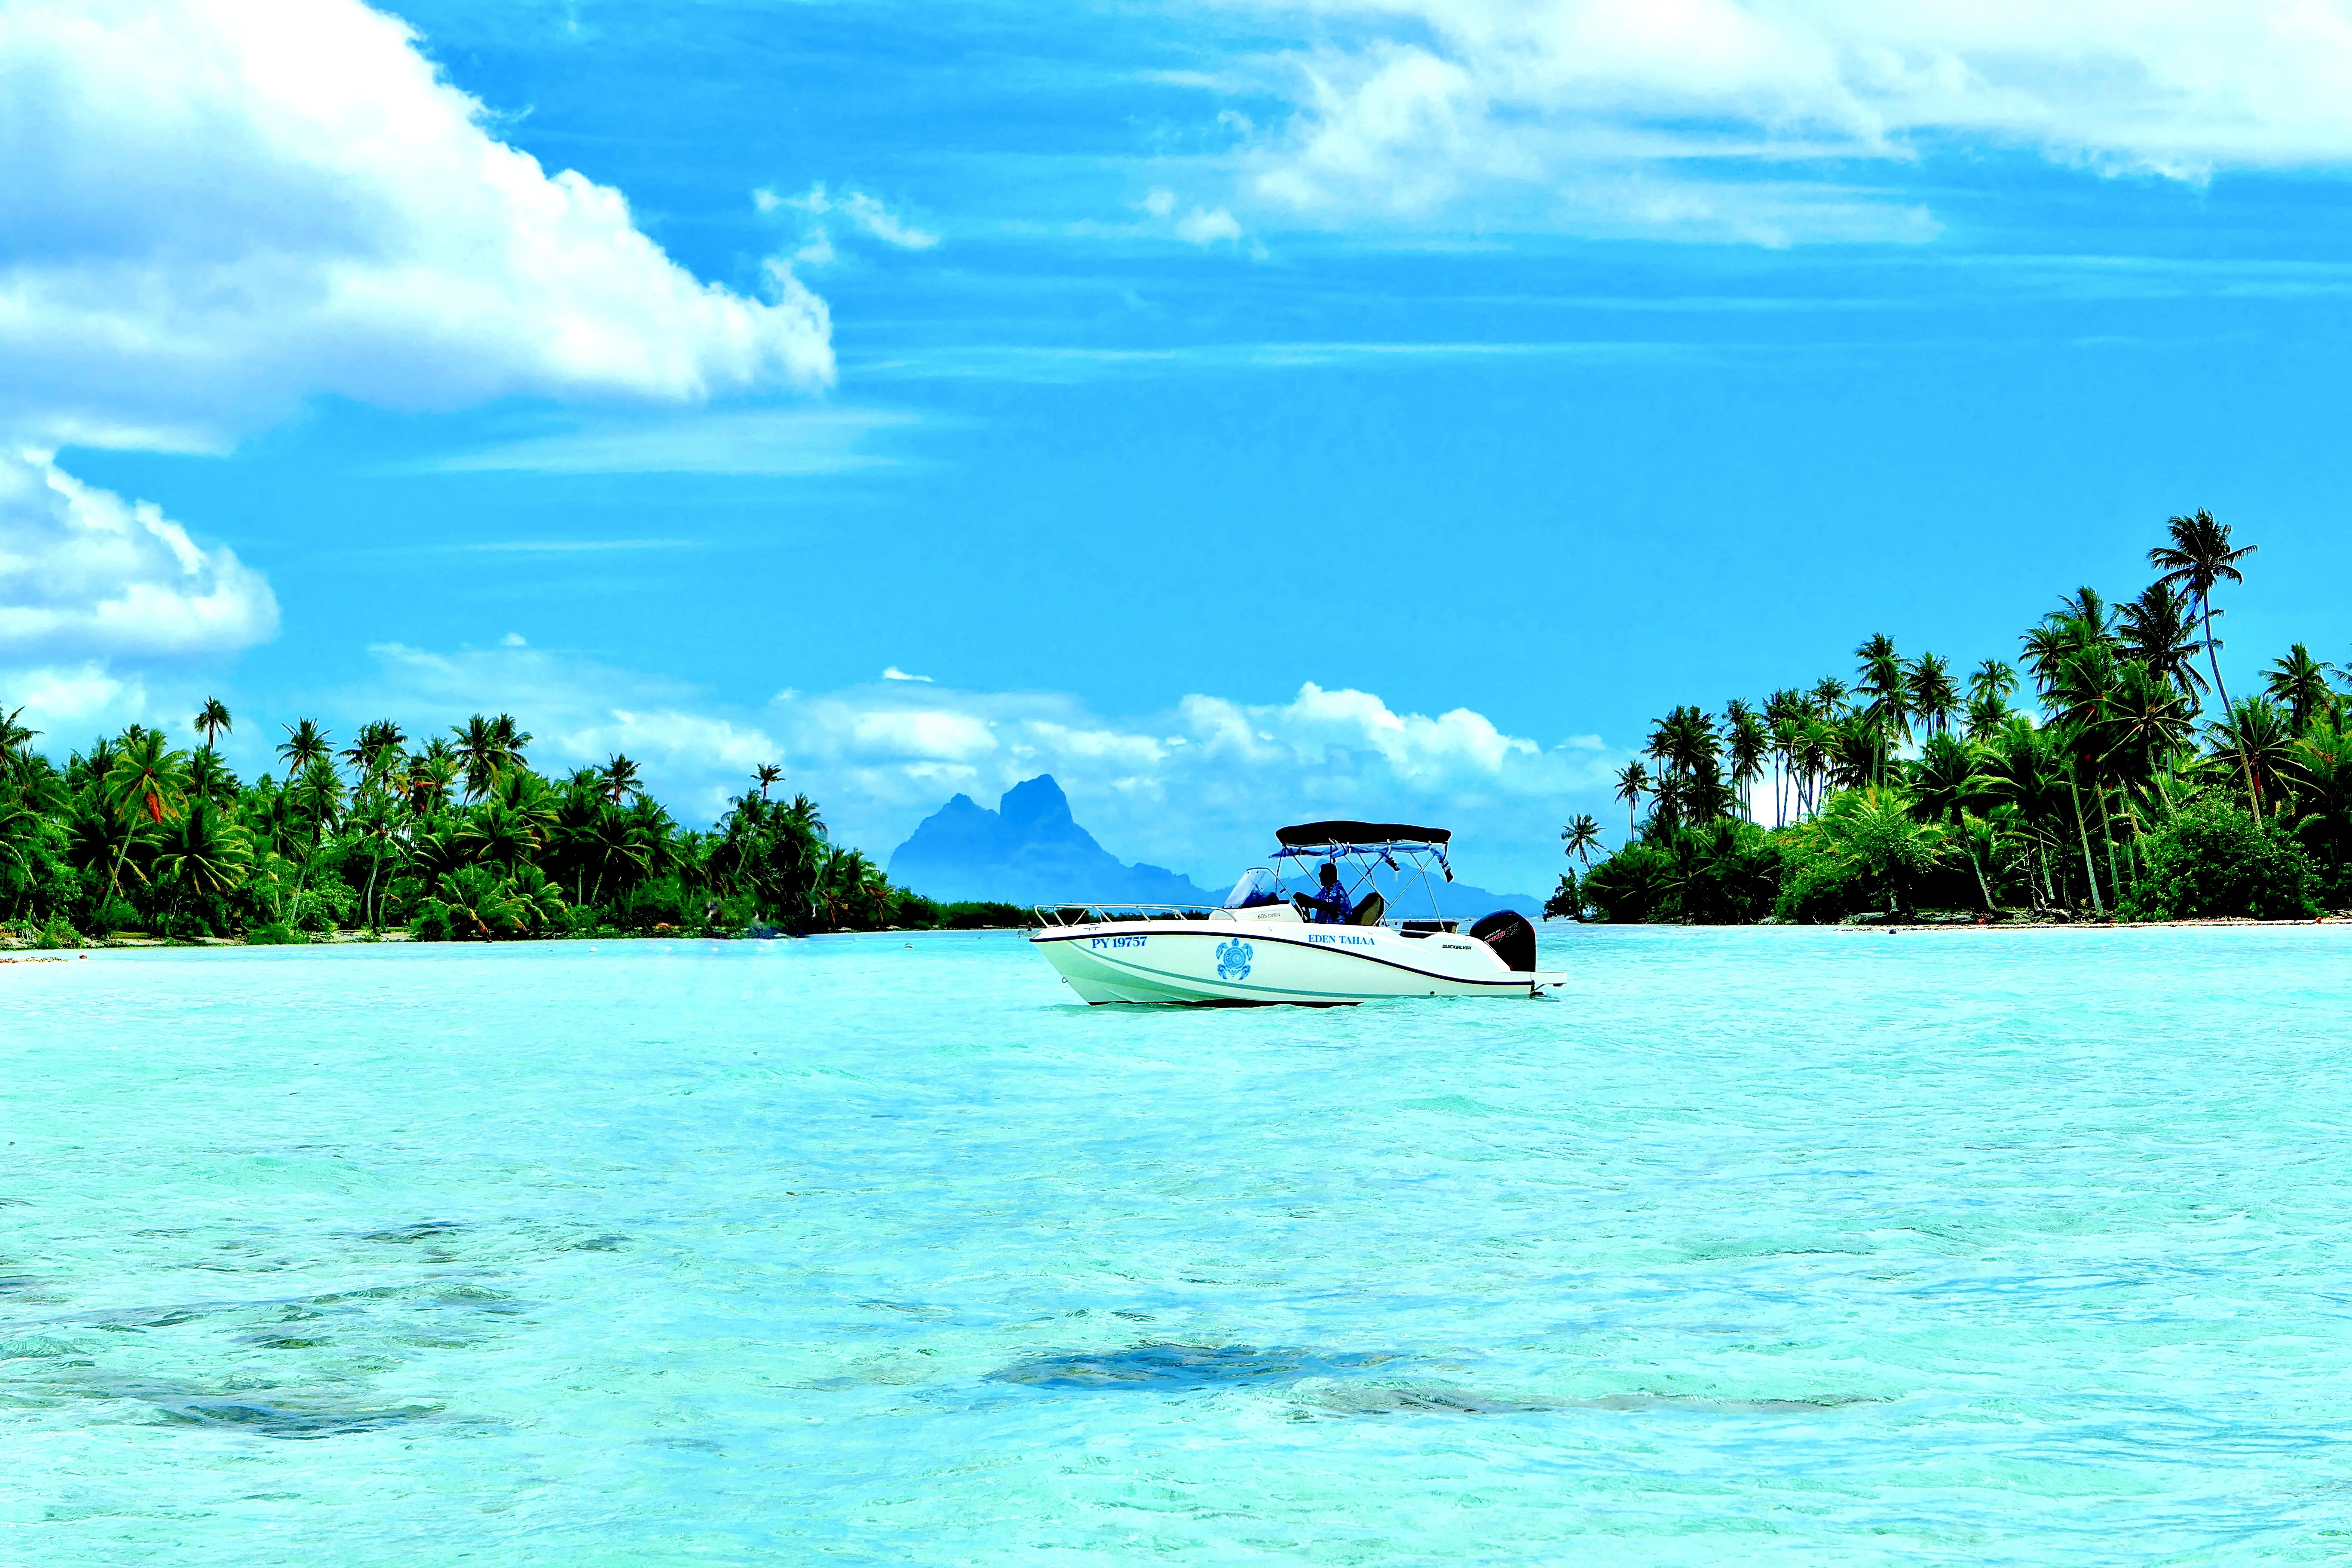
[1030,821,1564,1005]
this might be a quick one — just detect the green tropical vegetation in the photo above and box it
[1547,510,2352,925]
[0,706,1021,946]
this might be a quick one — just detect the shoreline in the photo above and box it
[1849,915,2347,933]
[8,915,2347,959]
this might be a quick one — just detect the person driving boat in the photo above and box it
[1298,861,1352,923]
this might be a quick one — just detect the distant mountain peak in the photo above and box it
[1000,774,1075,831]
[886,775,1215,906]
[885,774,1541,917]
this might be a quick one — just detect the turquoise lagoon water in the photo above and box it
[5,925,2352,1564]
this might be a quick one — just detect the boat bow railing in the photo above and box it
[1031,903,1226,928]
[1031,903,1462,934]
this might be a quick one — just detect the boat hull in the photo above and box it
[1031,919,1562,1005]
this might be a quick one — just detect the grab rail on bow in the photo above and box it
[1031,903,1224,928]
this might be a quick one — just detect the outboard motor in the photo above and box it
[1468,910,1536,974]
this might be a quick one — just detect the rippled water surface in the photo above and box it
[6,926,2352,1563]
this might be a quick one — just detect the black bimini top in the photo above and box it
[1275,820,1452,849]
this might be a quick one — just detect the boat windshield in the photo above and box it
[1222,867,1284,910]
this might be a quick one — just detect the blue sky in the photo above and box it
[8,0,2352,892]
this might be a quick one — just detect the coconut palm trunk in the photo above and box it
[2068,777,2104,915]
[1956,818,1994,913]
[2200,591,2260,821]
[104,822,135,902]
[2095,787,2122,905]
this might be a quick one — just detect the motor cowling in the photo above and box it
[1468,910,1536,973]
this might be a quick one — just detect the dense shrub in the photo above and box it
[34,914,84,949]
[934,900,1030,929]
[1773,839,1872,923]
[2122,795,2320,920]
[1580,822,1779,924]
[1542,874,1582,921]
[81,894,138,936]
[293,877,358,933]
[1580,841,1675,923]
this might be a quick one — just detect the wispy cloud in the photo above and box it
[1209,0,2352,241]
[453,538,704,554]
[756,182,940,257]
[1142,187,1247,246]
[851,337,1694,383]
[423,407,922,476]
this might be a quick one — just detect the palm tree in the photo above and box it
[2054,586,2112,639]
[1854,635,1908,777]
[2264,644,2335,736]
[754,763,783,800]
[1651,706,1722,782]
[1825,712,1888,793]
[2117,584,2209,707]
[1968,660,2018,710]
[603,753,642,804]
[402,738,458,816]
[451,714,532,799]
[435,864,527,940]
[185,747,238,808]
[1807,786,1945,916]
[276,718,330,783]
[2208,698,2295,821]
[194,698,232,753]
[99,729,188,900]
[1979,716,2071,911]
[1908,732,1994,909]
[2045,646,2127,912]
[1723,701,1768,818]
[1613,760,1652,837]
[346,794,406,932]
[453,714,502,800]
[2150,509,2259,815]
[493,713,532,768]
[2021,601,2114,703]
[151,799,253,912]
[340,720,407,778]
[285,757,346,914]
[1905,653,1960,738]
[1762,689,1807,825]
[1561,813,1604,866]
[2098,659,2194,815]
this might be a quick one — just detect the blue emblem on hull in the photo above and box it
[1214,938,1253,982]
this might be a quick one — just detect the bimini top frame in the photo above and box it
[1266,821,1455,924]
[1029,823,1464,931]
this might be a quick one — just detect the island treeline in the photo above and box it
[1552,510,2351,925]
[0,710,1019,944]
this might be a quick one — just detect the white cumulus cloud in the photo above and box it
[1234,0,2352,239]
[291,648,1629,889]
[0,0,834,454]
[0,450,277,660]
[0,0,837,673]
[774,677,1624,890]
